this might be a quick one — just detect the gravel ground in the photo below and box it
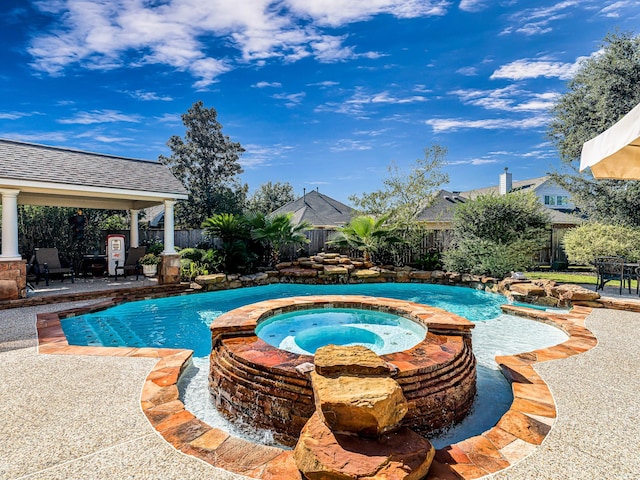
[1,282,639,479]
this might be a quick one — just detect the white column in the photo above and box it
[162,200,176,254]
[0,189,22,261]
[130,209,139,248]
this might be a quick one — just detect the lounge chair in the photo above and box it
[34,247,75,286]
[114,246,146,280]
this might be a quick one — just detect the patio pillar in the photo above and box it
[130,209,139,248]
[0,189,22,260]
[162,200,176,254]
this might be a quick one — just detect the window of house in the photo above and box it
[544,195,555,206]
[556,196,569,206]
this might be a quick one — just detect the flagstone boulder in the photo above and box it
[294,345,435,479]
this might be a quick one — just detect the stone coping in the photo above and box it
[211,295,475,343]
[35,293,600,479]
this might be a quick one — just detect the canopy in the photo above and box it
[580,102,640,179]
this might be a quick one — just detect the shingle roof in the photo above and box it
[416,190,465,223]
[461,176,549,199]
[270,190,354,227]
[0,138,187,195]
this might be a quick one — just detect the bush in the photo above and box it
[179,248,205,262]
[144,241,164,256]
[414,250,443,270]
[443,192,550,278]
[563,222,640,265]
[140,253,160,265]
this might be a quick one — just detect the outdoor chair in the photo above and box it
[593,256,631,295]
[114,246,146,280]
[34,247,75,286]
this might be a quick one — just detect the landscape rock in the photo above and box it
[552,283,601,301]
[194,273,226,285]
[311,372,408,436]
[293,412,435,480]
[314,345,395,377]
[352,269,380,279]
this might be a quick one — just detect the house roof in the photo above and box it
[270,190,354,227]
[0,138,187,210]
[461,176,550,199]
[416,190,465,223]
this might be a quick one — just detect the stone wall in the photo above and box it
[0,260,26,300]
[195,252,500,293]
[195,252,602,310]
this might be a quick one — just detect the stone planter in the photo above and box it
[142,264,157,277]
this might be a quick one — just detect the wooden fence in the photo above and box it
[131,226,567,266]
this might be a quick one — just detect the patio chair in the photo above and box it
[114,246,146,280]
[593,256,631,295]
[34,247,75,286]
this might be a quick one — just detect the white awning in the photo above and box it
[580,102,640,179]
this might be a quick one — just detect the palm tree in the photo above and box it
[201,213,250,272]
[249,212,310,266]
[328,215,401,263]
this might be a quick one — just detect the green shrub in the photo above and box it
[145,241,164,256]
[180,259,210,281]
[443,192,550,278]
[563,222,640,265]
[179,248,205,262]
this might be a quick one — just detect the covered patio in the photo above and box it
[0,138,188,300]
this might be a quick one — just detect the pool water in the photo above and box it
[255,308,427,355]
[62,283,505,357]
[61,283,569,448]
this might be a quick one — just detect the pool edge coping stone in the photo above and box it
[35,294,599,480]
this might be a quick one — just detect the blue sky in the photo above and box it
[1,1,639,204]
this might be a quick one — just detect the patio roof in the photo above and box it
[0,138,187,210]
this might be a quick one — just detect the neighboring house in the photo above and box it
[417,168,582,265]
[271,189,354,228]
[271,189,355,255]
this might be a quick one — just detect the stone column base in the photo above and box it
[158,253,181,285]
[0,259,27,300]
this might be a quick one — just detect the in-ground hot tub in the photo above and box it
[209,295,476,446]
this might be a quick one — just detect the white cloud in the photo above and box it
[27,0,449,86]
[330,139,373,152]
[459,0,487,13]
[447,158,498,165]
[284,0,449,27]
[425,116,548,132]
[240,143,295,169]
[451,86,559,112]
[0,111,30,120]
[57,110,141,125]
[272,92,306,107]
[456,66,478,76]
[254,81,282,88]
[501,1,579,36]
[307,80,339,87]
[599,1,640,18]
[490,58,578,80]
[125,90,173,101]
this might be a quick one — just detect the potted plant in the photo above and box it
[139,253,160,277]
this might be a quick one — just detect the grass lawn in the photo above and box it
[526,270,638,290]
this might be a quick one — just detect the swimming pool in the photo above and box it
[61,283,568,448]
[61,283,506,356]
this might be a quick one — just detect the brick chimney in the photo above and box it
[499,167,512,195]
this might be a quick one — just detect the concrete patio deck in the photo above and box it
[1,281,639,479]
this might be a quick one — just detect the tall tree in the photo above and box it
[349,144,449,228]
[159,100,247,227]
[548,31,640,226]
[246,181,295,215]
